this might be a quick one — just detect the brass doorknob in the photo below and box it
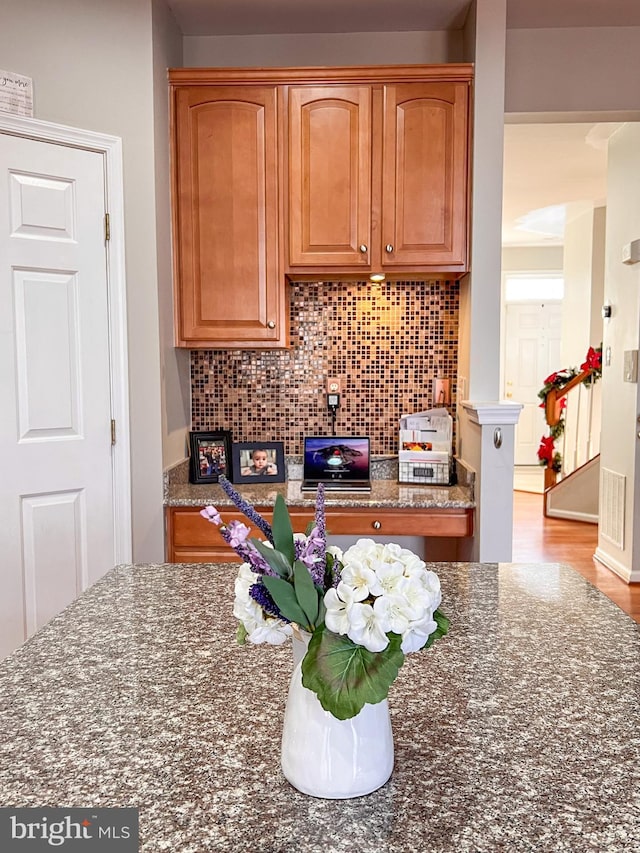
[505,391,512,398]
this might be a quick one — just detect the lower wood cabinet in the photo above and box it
[165,505,473,563]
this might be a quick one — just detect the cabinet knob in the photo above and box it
[372,520,381,530]
[267,320,276,329]
[385,244,394,253]
[359,244,368,253]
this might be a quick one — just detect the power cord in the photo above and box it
[327,393,340,436]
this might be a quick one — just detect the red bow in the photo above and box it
[581,346,602,373]
[537,435,556,464]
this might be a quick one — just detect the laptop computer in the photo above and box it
[301,436,372,492]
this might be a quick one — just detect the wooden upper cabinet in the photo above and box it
[285,71,471,278]
[169,66,472,346]
[171,85,286,348]
[381,82,469,270]
[287,86,372,267]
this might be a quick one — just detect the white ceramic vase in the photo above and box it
[280,632,394,799]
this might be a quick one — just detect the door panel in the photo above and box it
[0,134,114,659]
[504,302,563,465]
[287,86,371,267]
[173,86,284,346]
[382,82,468,268]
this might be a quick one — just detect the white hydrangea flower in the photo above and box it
[326,540,444,656]
[247,620,293,645]
[373,592,413,637]
[327,544,344,562]
[324,582,359,635]
[400,613,438,653]
[233,562,292,645]
[346,598,391,653]
[340,559,380,600]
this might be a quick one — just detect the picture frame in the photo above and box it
[188,430,232,484]
[231,441,285,484]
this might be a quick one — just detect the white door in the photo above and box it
[504,302,562,465]
[0,132,117,658]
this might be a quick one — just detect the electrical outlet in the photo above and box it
[327,377,341,394]
[433,378,451,405]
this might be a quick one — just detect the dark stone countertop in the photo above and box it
[1,561,639,851]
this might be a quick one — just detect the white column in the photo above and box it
[458,401,523,562]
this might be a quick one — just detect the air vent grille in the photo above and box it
[600,467,625,549]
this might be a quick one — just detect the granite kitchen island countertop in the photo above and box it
[1,561,640,852]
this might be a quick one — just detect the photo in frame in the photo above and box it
[189,430,232,484]
[231,441,285,484]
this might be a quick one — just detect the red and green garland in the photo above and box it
[536,345,602,472]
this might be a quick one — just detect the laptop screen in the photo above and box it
[303,436,371,483]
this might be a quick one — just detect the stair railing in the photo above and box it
[538,347,602,490]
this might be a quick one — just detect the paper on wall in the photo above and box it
[0,70,33,117]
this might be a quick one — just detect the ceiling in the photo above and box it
[165,1,637,249]
[502,123,619,248]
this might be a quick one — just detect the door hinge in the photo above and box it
[105,212,110,242]
[111,419,116,445]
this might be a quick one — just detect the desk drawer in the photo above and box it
[166,506,472,562]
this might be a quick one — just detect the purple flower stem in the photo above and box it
[218,476,274,544]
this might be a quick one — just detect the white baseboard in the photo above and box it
[594,547,640,583]
[546,508,598,524]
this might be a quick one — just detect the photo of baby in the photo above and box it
[240,447,278,477]
[232,441,285,484]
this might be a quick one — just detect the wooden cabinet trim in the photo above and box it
[169,65,474,87]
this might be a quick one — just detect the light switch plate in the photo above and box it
[624,350,638,383]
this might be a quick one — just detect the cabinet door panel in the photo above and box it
[173,86,285,346]
[288,86,371,267]
[382,82,468,269]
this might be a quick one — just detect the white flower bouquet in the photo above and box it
[202,477,448,719]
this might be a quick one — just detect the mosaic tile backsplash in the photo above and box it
[191,280,459,456]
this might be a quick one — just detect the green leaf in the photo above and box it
[261,575,310,629]
[236,622,248,645]
[301,625,404,720]
[272,494,295,566]
[423,608,449,650]
[250,538,292,579]
[293,560,319,626]
[315,587,326,626]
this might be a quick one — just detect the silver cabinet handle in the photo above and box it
[372,520,381,530]
[385,244,394,253]
[359,244,368,253]
[267,320,276,329]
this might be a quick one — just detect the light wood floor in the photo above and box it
[512,489,640,623]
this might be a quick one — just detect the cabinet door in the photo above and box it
[381,82,469,270]
[172,86,285,347]
[287,86,371,268]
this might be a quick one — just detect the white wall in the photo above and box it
[502,245,563,272]
[0,0,165,561]
[597,123,640,582]
[152,0,191,470]
[183,30,463,66]
[562,205,603,367]
[561,205,604,469]
[461,0,506,402]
